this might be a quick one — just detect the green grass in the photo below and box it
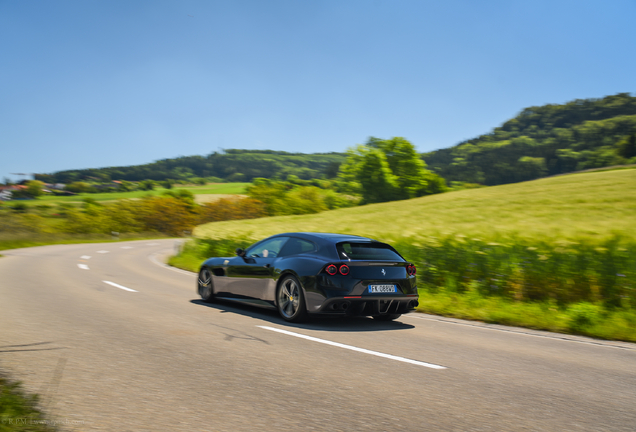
[417,289,636,343]
[14,183,249,206]
[194,169,636,242]
[0,232,171,252]
[0,374,58,431]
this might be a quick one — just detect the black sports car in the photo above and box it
[197,232,419,322]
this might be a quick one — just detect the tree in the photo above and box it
[517,156,547,180]
[65,181,90,193]
[368,137,440,199]
[338,137,447,204]
[356,147,400,204]
[118,180,134,192]
[138,180,156,191]
[618,134,636,159]
[26,180,45,198]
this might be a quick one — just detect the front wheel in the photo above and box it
[197,268,215,302]
[276,275,308,323]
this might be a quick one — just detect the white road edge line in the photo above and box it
[77,264,89,270]
[149,251,195,276]
[403,313,636,351]
[258,326,446,370]
[103,280,138,292]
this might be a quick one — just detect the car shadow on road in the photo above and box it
[189,299,415,332]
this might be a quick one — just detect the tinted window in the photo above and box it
[279,238,316,256]
[336,242,404,261]
[246,237,289,258]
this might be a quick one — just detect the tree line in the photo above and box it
[34,150,346,184]
[3,137,447,236]
[28,92,636,193]
[423,93,636,185]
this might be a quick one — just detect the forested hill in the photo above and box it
[37,93,636,187]
[422,93,636,186]
[37,150,346,183]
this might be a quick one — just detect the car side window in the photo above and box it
[246,237,289,258]
[279,238,316,257]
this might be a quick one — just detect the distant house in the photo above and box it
[44,183,66,190]
[0,185,27,201]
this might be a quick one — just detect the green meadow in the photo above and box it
[187,168,636,342]
[18,182,248,206]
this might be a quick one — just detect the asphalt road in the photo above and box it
[1,240,635,432]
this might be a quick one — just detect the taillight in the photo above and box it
[407,265,417,276]
[325,263,350,276]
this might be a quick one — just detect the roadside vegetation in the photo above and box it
[179,168,636,342]
[0,373,58,432]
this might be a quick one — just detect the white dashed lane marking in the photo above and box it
[103,281,137,292]
[77,264,89,270]
[121,246,134,249]
[97,250,109,254]
[80,255,91,260]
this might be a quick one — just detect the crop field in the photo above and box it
[195,169,635,242]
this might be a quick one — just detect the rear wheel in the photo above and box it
[197,268,215,302]
[277,275,308,323]
[373,313,401,321]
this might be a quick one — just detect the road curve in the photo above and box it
[1,240,635,431]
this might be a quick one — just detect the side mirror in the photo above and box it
[235,248,246,257]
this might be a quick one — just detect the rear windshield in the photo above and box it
[336,242,404,261]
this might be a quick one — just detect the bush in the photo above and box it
[567,302,603,333]
[138,196,198,236]
[245,178,356,216]
[9,202,28,213]
[199,197,267,223]
[65,181,90,193]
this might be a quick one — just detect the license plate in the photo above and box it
[368,284,396,293]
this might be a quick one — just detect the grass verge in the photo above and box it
[0,232,172,252]
[167,236,252,273]
[0,373,58,431]
[417,289,636,343]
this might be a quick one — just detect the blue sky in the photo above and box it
[1,0,634,182]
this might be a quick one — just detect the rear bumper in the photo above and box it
[311,295,419,316]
